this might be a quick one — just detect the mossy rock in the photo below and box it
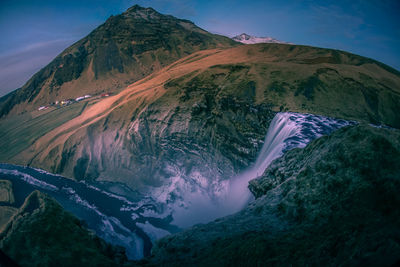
[0,191,127,267]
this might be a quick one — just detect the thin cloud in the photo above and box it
[0,39,74,97]
[310,4,364,39]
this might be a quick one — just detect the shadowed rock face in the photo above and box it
[0,190,128,267]
[124,74,276,188]
[142,124,400,266]
[0,5,237,118]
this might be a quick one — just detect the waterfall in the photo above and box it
[222,113,300,213]
[171,112,354,226]
[219,112,355,216]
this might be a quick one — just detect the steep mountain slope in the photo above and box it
[143,124,400,266]
[0,5,237,117]
[0,190,127,266]
[2,43,400,199]
[232,33,289,44]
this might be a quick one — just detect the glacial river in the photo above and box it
[0,164,175,260]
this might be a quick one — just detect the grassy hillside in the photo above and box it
[143,124,400,266]
[0,190,127,266]
[0,101,87,161]
[1,43,399,191]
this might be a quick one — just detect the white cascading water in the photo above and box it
[171,112,355,225]
[220,113,302,215]
[219,112,354,216]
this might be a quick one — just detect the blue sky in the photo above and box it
[0,0,399,96]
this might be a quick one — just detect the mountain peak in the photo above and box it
[124,4,160,20]
[232,33,290,44]
[125,4,153,12]
[237,33,252,40]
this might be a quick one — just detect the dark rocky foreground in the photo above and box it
[138,124,400,266]
[0,188,127,267]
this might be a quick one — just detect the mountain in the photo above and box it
[232,33,290,44]
[0,5,237,118]
[1,43,399,195]
[1,4,400,265]
[0,189,127,266]
[144,124,400,266]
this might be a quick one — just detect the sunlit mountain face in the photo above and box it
[1,2,400,266]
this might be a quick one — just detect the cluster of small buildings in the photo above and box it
[75,94,91,102]
[37,93,111,111]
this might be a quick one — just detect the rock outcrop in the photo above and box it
[0,190,128,266]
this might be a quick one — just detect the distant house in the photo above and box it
[84,95,91,98]
[101,93,110,97]
[61,100,73,105]
[38,106,48,111]
[76,96,85,101]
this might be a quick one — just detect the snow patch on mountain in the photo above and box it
[232,33,291,44]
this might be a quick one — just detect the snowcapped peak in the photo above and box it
[232,33,290,44]
[236,33,252,40]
